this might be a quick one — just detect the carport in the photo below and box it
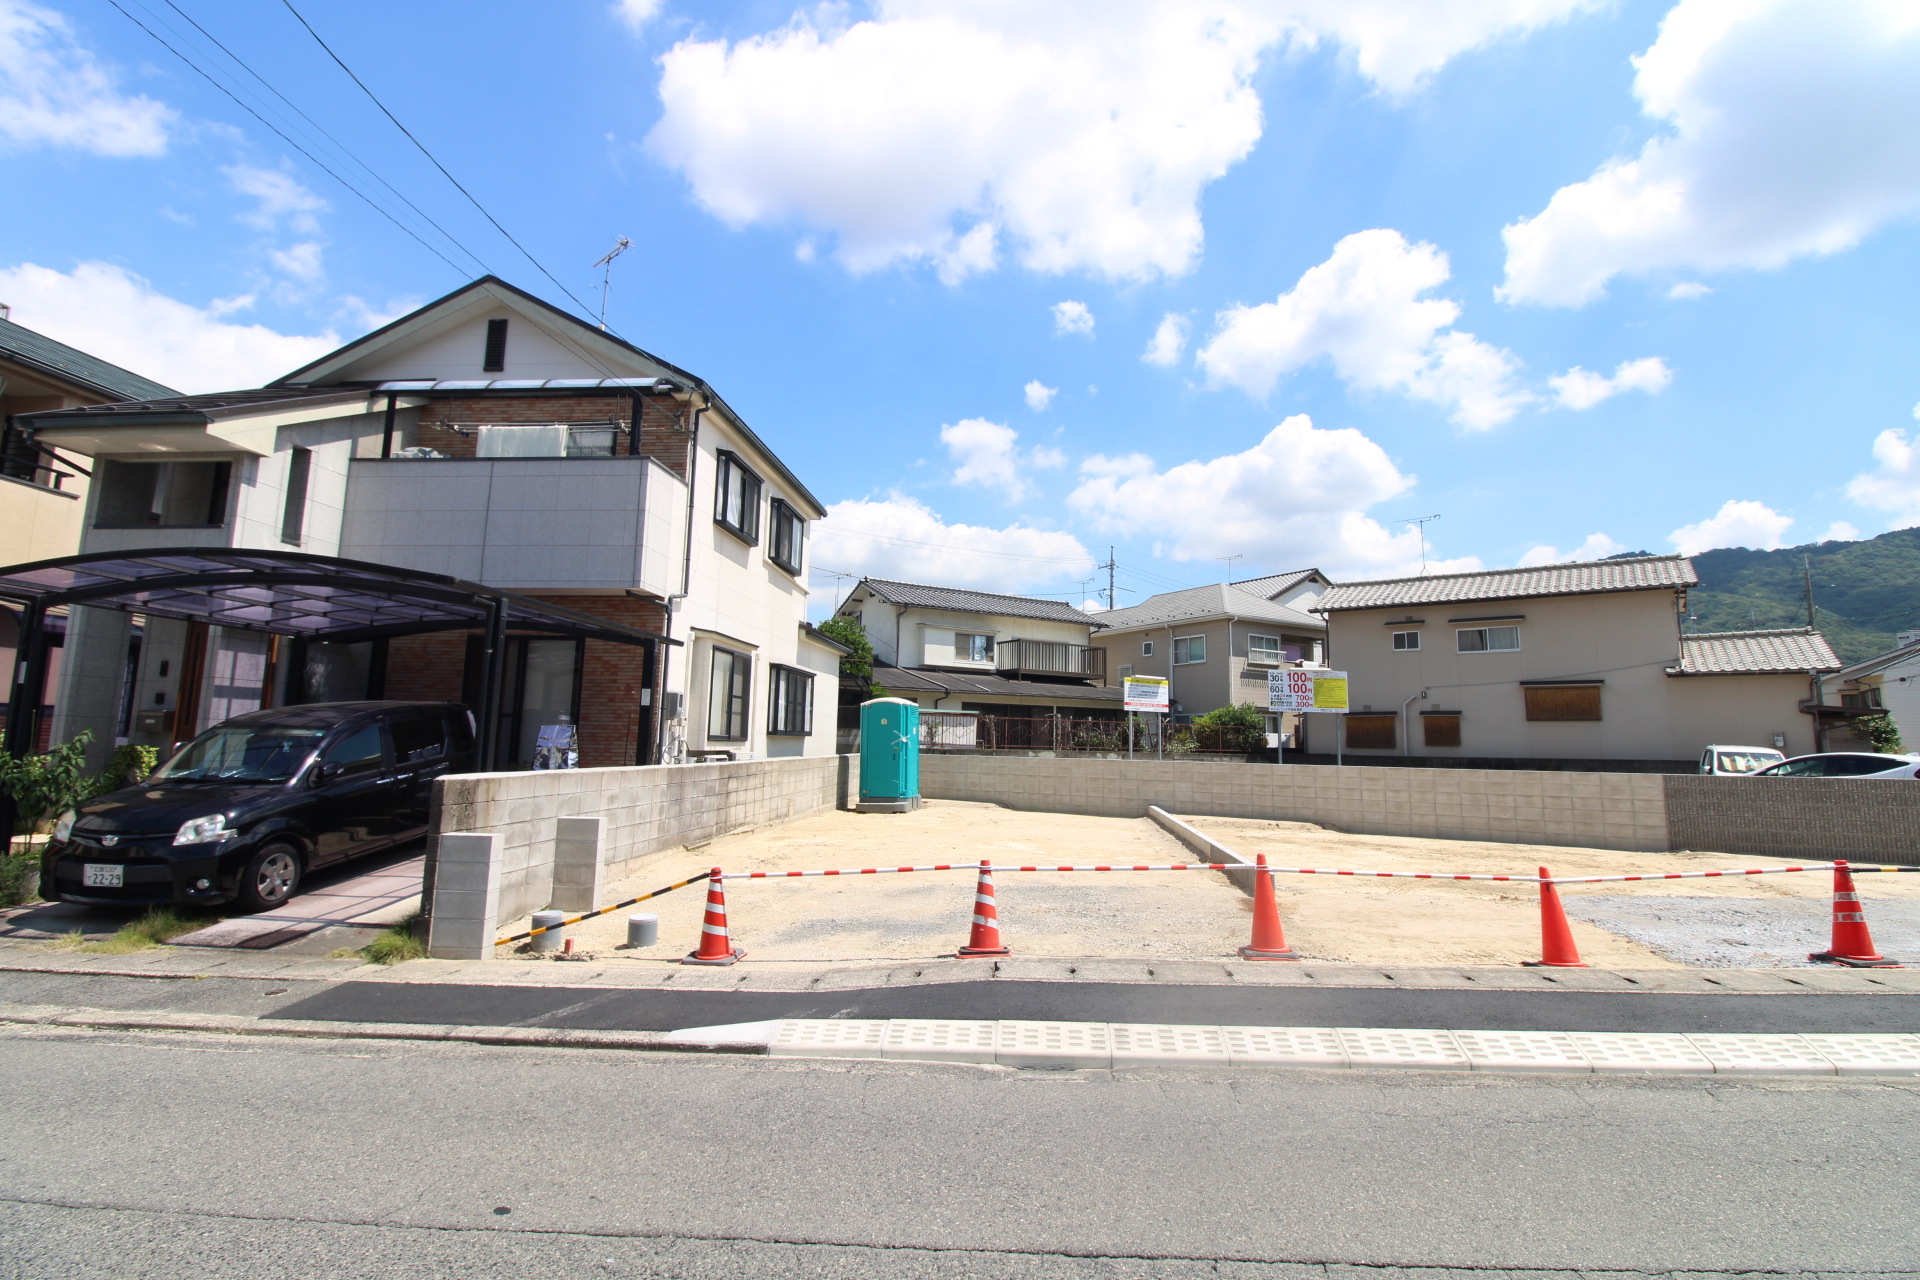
[0,547,677,790]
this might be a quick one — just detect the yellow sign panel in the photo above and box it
[1311,677,1349,711]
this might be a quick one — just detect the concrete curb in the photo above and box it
[1146,807,1256,895]
[0,1007,670,1052]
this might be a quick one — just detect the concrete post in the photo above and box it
[548,815,605,913]
[49,605,132,773]
[426,832,502,961]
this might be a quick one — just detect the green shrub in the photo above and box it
[817,616,875,680]
[0,854,39,908]
[1859,712,1905,754]
[0,734,164,835]
[361,911,428,965]
[1193,702,1270,753]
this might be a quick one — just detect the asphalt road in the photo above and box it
[1,1028,1916,1277]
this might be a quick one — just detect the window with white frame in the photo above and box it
[768,498,805,574]
[955,632,994,663]
[707,647,750,740]
[1457,626,1520,653]
[767,666,814,735]
[713,451,761,543]
[1392,631,1421,651]
[1141,639,1154,657]
[1172,635,1206,665]
[1247,634,1282,664]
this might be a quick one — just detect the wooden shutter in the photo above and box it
[1345,714,1397,750]
[1524,685,1601,721]
[1422,714,1461,748]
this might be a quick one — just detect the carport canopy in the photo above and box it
[0,547,677,764]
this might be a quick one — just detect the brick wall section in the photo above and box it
[384,632,467,704]
[1664,775,1920,866]
[427,754,859,927]
[416,395,692,477]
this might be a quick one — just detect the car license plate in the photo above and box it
[82,864,124,888]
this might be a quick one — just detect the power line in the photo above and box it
[154,0,494,276]
[104,0,470,277]
[280,0,605,324]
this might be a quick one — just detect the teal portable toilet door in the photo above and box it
[858,698,920,812]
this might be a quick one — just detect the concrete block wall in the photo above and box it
[1665,776,1920,865]
[429,754,856,925]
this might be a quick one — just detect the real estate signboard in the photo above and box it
[1122,676,1170,712]
[1268,669,1350,714]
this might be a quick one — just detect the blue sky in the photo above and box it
[4,0,1920,614]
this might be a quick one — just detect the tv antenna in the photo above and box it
[592,237,632,331]
[1218,553,1243,584]
[1398,514,1441,575]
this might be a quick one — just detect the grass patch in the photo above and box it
[86,908,207,954]
[360,911,427,965]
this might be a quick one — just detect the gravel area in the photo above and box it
[1561,894,1920,968]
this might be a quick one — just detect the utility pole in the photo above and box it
[1101,547,1117,611]
[593,237,632,331]
[1803,554,1816,628]
[1399,514,1441,575]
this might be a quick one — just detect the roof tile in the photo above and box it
[1668,628,1840,675]
[1316,555,1697,611]
[858,578,1103,628]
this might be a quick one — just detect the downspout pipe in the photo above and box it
[1401,688,1427,757]
[656,394,707,765]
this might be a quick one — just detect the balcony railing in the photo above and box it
[996,639,1106,680]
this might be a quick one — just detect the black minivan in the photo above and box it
[42,702,475,912]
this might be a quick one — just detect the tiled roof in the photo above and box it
[1834,640,1920,681]
[1668,628,1840,675]
[1315,555,1697,612]
[856,578,1104,628]
[0,317,178,403]
[869,664,1121,702]
[1092,583,1324,632]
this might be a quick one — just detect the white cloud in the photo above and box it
[1669,499,1795,556]
[1024,379,1057,411]
[1845,428,1920,527]
[0,0,173,156]
[1195,229,1530,429]
[1142,312,1189,367]
[1030,445,1068,469]
[1515,531,1627,567]
[1548,356,1673,410]
[0,261,340,393]
[1667,281,1712,300]
[646,1,1599,282]
[1066,413,1471,577]
[613,0,662,30]
[1821,521,1862,542]
[811,494,1094,592]
[1052,300,1095,337]
[940,417,1033,499]
[226,164,326,234]
[269,241,326,282]
[1500,0,1920,307]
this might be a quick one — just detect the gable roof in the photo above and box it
[1315,555,1697,612]
[1093,583,1325,632]
[851,578,1105,628]
[1833,640,1920,681]
[1231,569,1323,600]
[0,316,177,403]
[1667,628,1840,676]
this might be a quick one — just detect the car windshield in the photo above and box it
[153,726,327,783]
[1718,751,1783,774]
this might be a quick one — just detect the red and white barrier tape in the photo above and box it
[719,860,1920,884]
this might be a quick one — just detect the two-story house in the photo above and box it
[7,276,841,773]
[834,579,1121,727]
[1820,631,1920,752]
[1090,571,1330,745]
[1313,556,1840,767]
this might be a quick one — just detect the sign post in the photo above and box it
[1123,676,1170,762]
[1268,669,1350,766]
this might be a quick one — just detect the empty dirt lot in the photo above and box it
[495,800,1920,968]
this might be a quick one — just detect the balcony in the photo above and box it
[339,454,687,595]
[996,639,1106,681]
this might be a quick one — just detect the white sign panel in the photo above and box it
[1268,669,1350,714]
[1122,676,1170,712]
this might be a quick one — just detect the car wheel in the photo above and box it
[238,843,302,912]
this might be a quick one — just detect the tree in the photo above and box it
[1858,712,1905,754]
[1193,702,1268,753]
[816,616,875,680]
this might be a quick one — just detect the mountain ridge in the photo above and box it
[1684,527,1920,665]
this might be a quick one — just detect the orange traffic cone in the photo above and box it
[1239,854,1298,960]
[956,859,1010,957]
[682,868,746,965]
[1810,862,1902,968]
[1522,866,1588,968]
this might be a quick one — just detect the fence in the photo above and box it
[920,714,1261,755]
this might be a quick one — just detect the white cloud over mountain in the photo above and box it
[646,0,1601,282]
[1668,499,1795,556]
[1195,230,1530,429]
[1845,427,1920,529]
[811,495,1094,593]
[0,0,173,156]
[1501,0,1920,306]
[1516,532,1627,567]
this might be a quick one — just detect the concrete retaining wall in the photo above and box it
[1664,776,1920,865]
[428,755,857,929]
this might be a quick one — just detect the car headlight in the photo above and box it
[174,813,231,846]
[52,810,75,843]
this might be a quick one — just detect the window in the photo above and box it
[95,460,231,528]
[1457,626,1520,653]
[389,714,447,765]
[708,647,750,740]
[1345,714,1397,750]
[1172,635,1206,665]
[1247,634,1282,665]
[768,666,814,736]
[1392,631,1421,651]
[1841,689,1883,709]
[955,632,994,663]
[1117,664,1133,680]
[769,498,806,573]
[321,723,387,776]
[1422,713,1461,748]
[714,451,762,542]
[1523,684,1601,721]
[280,448,312,545]
[483,318,509,372]
[1142,640,1154,657]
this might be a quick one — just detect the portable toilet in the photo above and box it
[858,697,921,813]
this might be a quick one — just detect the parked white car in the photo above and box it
[1698,745,1786,776]
[1752,752,1920,779]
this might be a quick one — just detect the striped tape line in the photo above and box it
[721,861,1920,884]
[493,870,712,947]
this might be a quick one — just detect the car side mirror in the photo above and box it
[312,761,343,786]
